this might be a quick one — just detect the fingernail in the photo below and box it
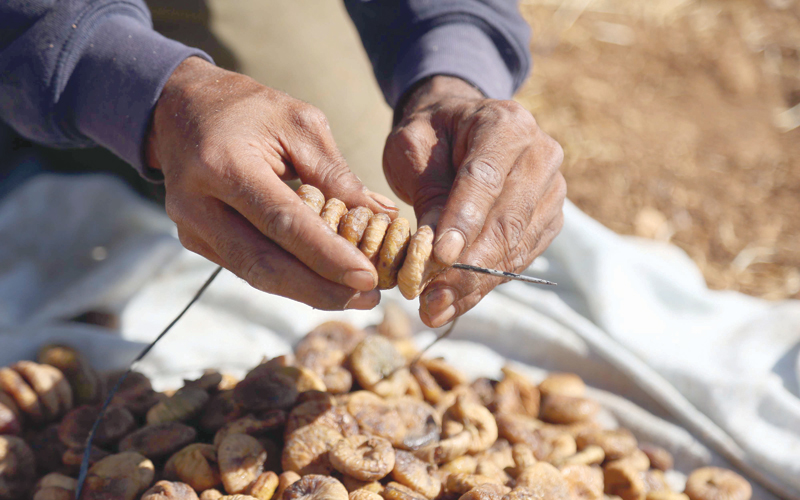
[343,269,377,291]
[423,287,456,316]
[434,229,466,266]
[346,289,381,310]
[367,191,398,211]
[429,304,456,328]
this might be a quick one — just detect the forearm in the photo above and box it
[0,0,211,178]
[343,0,532,108]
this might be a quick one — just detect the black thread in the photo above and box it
[74,265,222,499]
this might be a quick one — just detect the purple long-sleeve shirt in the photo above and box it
[0,0,531,177]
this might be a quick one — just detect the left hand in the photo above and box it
[383,76,566,328]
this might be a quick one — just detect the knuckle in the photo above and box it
[176,229,199,253]
[315,160,355,191]
[462,159,505,195]
[492,100,534,124]
[260,203,304,247]
[412,184,449,212]
[164,198,184,225]
[495,211,529,250]
[555,173,568,202]
[546,136,565,169]
[239,250,277,292]
[291,104,329,133]
[387,123,430,161]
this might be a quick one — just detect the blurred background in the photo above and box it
[4,0,798,300]
[516,0,800,300]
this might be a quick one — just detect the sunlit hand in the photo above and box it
[147,57,398,310]
[383,76,566,327]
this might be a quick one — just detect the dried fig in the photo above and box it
[397,226,446,300]
[164,443,221,492]
[339,207,374,246]
[58,404,135,448]
[297,185,325,214]
[0,435,36,499]
[281,423,343,475]
[147,387,210,425]
[141,481,199,500]
[377,217,411,289]
[283,475,348,500]
[321,199,348,232]
[330,435,395,481]
[218,434,267,494]
[248,471,279,500]
[118,422,197,459]
[38,345,105,406]
[360,214,392,264]
[683,467,751,500]
[80,451,155,500]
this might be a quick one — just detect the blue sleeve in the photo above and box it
[343,0,532,107]
[0,0,211,178]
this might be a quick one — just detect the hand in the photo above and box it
[383,76,566,327]
[146,57,398,310]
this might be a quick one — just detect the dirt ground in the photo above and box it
[516,0,800,299]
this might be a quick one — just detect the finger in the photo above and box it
[212,158,380,291]
[176,227,225,266]
[420,175,565,326]
[182,197,381,310]
[283,105,399,216]
[382,119,454,226]
[420,214,563,328]
[448,144,562,272]
[434,104,535,265]
[420,211,563,328]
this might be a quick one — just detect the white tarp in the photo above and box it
[0,174,798,499]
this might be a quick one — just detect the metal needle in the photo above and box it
[452,263,557,286]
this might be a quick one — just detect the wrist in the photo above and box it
[146,56,222,171]
[394,75,485,124]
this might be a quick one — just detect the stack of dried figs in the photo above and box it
[0,305,752,500]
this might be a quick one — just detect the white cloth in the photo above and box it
[0,175,797,499]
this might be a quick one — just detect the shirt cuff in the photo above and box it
[388,23,518,108]
[63,14,211,180]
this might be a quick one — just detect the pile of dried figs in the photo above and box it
[0,304,752,500]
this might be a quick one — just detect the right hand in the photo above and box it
[146,57,398,310]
